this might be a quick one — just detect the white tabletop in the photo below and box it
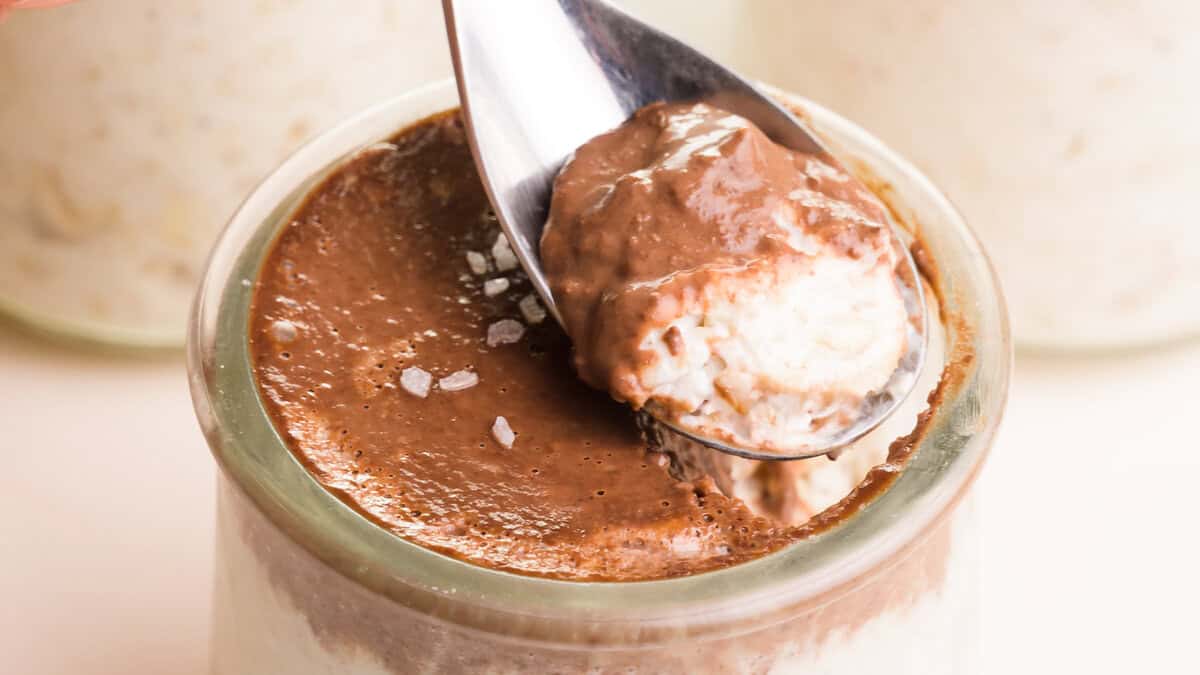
[979,341,1200,674]
[0,329,213,675]
[3,323,1198,674]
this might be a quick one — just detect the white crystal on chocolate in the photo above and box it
[483,277,510,297]
[399,366,432,398]
[270,319,298,343]
[491,415,515,448]
[491,233,519,272]
[518,294,546,325]
[486,319,525,347]
[465,250,489,275]
[438,370,479,392]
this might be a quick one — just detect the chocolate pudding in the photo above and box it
[542,102,911,455]
[249,109,940,581]
[195,81,1007,675]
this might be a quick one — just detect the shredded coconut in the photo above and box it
[483,277,510,297]
[399,366,432,398]
[465,251,489,275]
[518,294,547,324]
[438,369,479,392]
[491,416,515,448]
[491,233,519,272]
[486,319,525,347]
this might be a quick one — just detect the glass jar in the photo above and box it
[0,0,446,347]
[739,1,1200,350]
[189,80,1010,673]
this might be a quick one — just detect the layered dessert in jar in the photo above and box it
[190,81,1008,674]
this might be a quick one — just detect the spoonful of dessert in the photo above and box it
[442,0,927,461]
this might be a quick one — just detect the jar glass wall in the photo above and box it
[189,80,1009,673]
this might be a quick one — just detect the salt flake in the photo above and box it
[270,319,299,343]
[492,416,516,449]
[439,370,479,392]
[518,294,546,324]
[400,366,432,398]
[491,233,519,272]
[486,319,525,347]
[483,277,510,297]
[465,251,489,275]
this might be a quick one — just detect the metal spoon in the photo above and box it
[442,0,927,460]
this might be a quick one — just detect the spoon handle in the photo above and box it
[443,0,825,325]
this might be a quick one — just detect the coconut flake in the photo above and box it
[491,416,516,448]
[518,294,547,324]
[491,233,519,272]
[270,319,299,343]
[465,251,489,275]
[399,367,432,398]
[483,277,510,297]
[438,370,479,392]
[486,319,525,347]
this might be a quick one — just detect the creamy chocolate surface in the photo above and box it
[249,110,927,581]
[543,102,897,407]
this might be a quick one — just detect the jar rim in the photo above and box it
[187,79,1010,646]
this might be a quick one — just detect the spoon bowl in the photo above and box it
[442,0,927,460]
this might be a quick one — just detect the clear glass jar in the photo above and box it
[188,80,1010,674]
[739,1,1200,350]
[0,0,446,347]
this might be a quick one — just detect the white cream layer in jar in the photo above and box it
[0,0,447,346]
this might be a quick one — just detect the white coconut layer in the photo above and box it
[636,252,908,454]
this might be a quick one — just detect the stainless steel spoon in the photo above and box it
[442,0,927,461]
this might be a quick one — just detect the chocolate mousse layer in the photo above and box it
[249,110,934,581]
[542,102,901,408]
